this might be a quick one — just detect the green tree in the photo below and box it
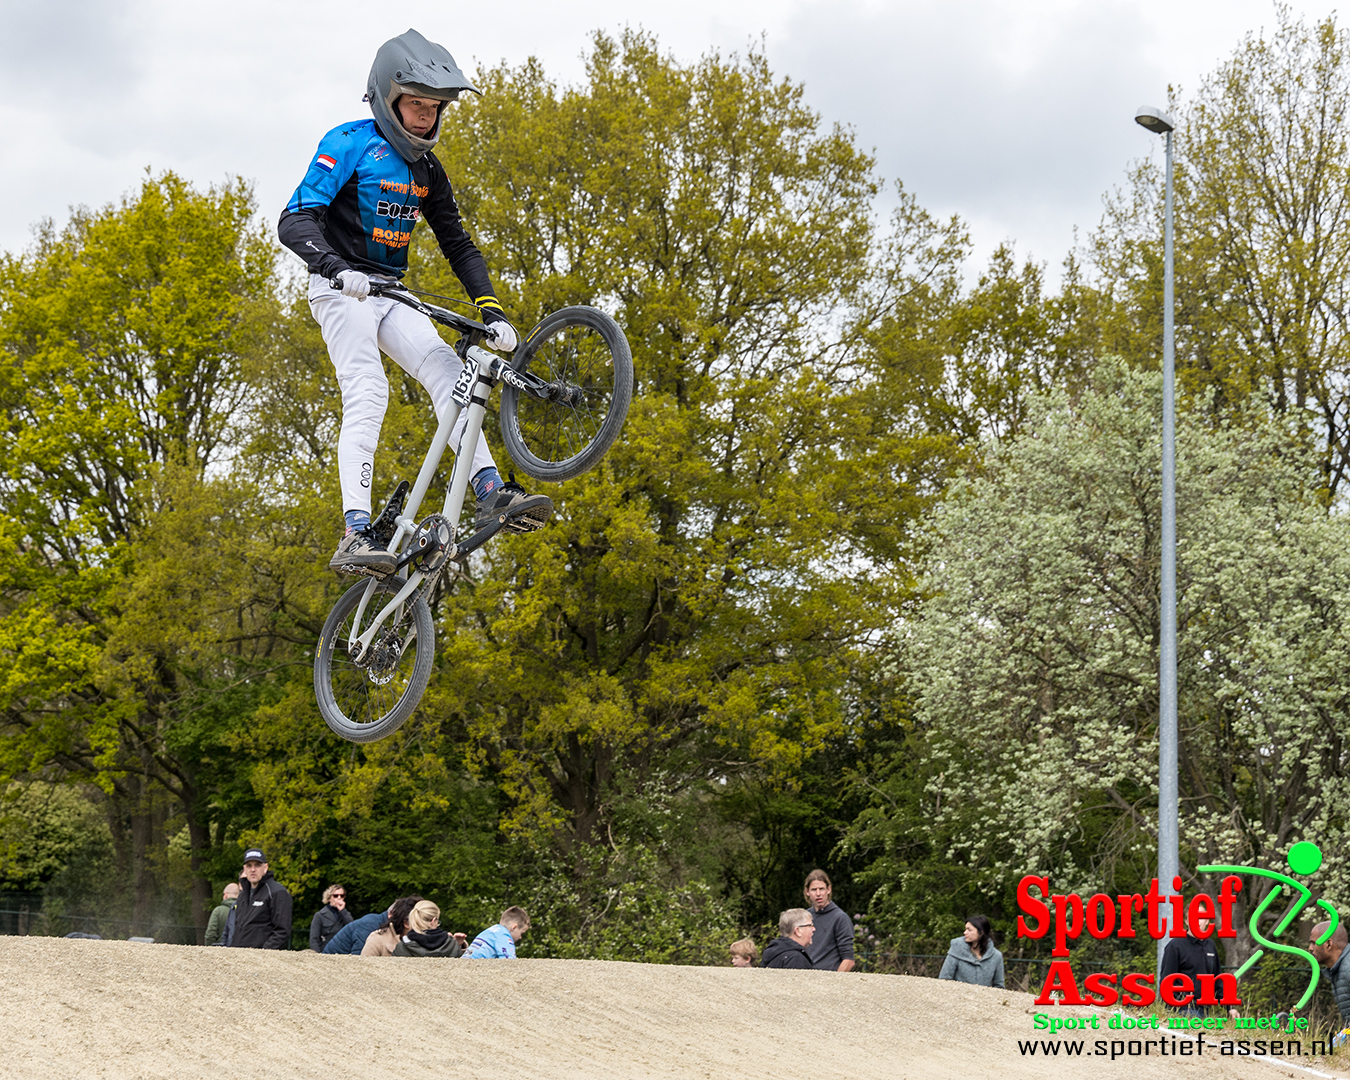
[229,33,979,944]
[1096,9,1350,494]
[384,31,964,864]
[0,782,112,893]
[848,359,1350,961]
[0,173,289,935]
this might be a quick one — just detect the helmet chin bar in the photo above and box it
[383,84,455,155]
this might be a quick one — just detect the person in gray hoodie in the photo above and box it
[938,914,1005,988]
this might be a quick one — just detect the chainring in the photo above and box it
[410,513,456,576]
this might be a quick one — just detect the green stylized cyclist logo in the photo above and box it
[1198,842,1340,1012]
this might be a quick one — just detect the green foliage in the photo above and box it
[385,30,959,863]
[847,358,1350,963]
[0,172,298,929]
[1096,9,1350,495]
[0,782,112,891]
[520,842,740,964]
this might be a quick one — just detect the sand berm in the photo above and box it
[3,936,1347,1079]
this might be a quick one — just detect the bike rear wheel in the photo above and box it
[499,305,633,483]
[314,576,434,742]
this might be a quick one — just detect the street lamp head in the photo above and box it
[1135,106,1175,134]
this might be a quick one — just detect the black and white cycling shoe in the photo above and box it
[329,528,397,577]
[474,478,553,534]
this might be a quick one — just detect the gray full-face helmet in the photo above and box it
[367,29,481,163]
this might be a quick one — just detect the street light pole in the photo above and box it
[1135,105,1177,969]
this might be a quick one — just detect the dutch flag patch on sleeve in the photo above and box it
[315,154,337,172]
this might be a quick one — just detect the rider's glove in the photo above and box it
[484,316,518,352]
[336,269,371,302]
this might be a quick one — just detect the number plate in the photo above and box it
[451,357,477,406]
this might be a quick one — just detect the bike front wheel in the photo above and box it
[499,305,634,483]
[314,576,435,742]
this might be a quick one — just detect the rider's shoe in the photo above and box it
[329,527,397,577]
[474,477,553,534]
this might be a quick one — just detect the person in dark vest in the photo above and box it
[1310,920,1350,1027]
[392,900,466,958]
[228,847,293,950]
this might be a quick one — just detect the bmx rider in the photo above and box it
[278,28,552,577]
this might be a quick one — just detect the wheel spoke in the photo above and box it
[318,578,430,738]
[516,322,618,468]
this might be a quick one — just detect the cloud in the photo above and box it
[769,0,1344,275]
[1,0,1346,281]
[769,0,1170,269]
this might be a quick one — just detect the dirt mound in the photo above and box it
[2,937,1344,1079]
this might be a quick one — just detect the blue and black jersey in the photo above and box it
[277,118,503,316]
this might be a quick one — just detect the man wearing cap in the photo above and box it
[229,848,293,950]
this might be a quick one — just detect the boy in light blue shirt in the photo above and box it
[467,906,530,958]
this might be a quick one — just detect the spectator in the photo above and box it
[309,883,354,952]
[205,883,239,946]
[393,900,467,958]
[802,869,856,972]
[229,848,293,950]
[938,915,1005,989]
[361,895,423,957]
[1310,919,1350,1025]
[324,904,392,955]
[760,909,815,969]
[729,938,757,967]
[467,906,530,958]
[1158,914,1237,1019]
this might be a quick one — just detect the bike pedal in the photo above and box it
[501,503,553,533]
[334,562,393,580]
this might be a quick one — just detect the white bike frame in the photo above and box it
[344,342,503,659]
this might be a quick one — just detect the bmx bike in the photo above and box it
[313,281,633,743]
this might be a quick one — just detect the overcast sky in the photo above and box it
[0,0,1340,284]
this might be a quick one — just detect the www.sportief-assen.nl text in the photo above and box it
[1017,1036,1335,1059]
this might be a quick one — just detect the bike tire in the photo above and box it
[499,306,634,483]
[314,576,435,743]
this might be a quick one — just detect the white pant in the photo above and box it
[308,274,497,516]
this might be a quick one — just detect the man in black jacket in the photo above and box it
[760,909,816,969]
[229,848,293,950]
[1159,916,1238,1019]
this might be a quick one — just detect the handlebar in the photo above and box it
[328,277,490,338]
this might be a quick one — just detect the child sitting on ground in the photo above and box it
[729,938,757,967]
[467,906,530,958]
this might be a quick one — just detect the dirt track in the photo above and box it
[2,937,1347,1080]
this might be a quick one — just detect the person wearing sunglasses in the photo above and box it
[309,883,355,952]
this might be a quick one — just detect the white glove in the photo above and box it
[486,319,518,351]
[336,269,370,301]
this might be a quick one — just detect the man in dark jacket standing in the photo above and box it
[229,848,293,950]
[1160,916,1238,1019]
[760,908,816,969]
